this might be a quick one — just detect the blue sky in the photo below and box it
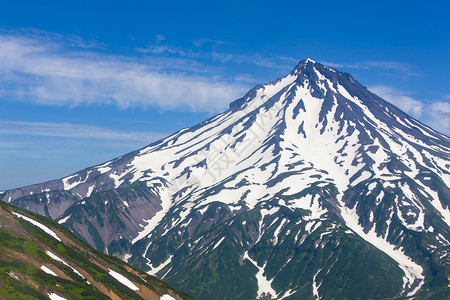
[0,0,449,190]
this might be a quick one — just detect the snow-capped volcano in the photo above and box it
[2,58,450,299]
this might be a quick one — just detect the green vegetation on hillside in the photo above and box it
[0,200,195,300]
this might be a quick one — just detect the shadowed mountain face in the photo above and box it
[2,58,450,299]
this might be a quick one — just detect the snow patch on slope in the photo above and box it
[213,237,226,250]
[132,190,171,244]
[13,212,61,241]
[108,269,139,291]
[48,293,67,300]
[57,214,71,224]
[421,184,450,226]
[46,251,84,279]
[244,251,277,299]
[340,205,424,296]
[147,255,173,276]
[312,268,323,299]
[41,265,57,276]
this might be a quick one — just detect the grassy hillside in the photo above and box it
[0,200,195,300]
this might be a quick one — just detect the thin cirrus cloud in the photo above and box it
[369,85,450,136]
[0,120,167,141]
[0,32,250,113]
[369,85,424,117]
[136,38,298,71]
[320,60,420,77]
[426,102,450,136]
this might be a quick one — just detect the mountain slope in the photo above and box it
[2,58,450,299]
[0,200,194,299]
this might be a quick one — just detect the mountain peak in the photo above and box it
[2,58,450,299]
[293,56,320,70]
[301,57,317,64]
[230,57,331,111]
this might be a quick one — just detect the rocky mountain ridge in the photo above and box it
[2,58,450,299]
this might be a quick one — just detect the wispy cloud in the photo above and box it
[210,52,297,69]
[426,102,450,135]
[192,37,227,48]
[369,86,424,117]
[136,37,297,71]
[357,61,420,77]
[369,85,450,135]
[0,31,252,113]
[0,120,167,141]
[0,28,104,49]
[320,60,420,77]
[318,61,344,68]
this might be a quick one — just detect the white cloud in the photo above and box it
[369,85,424,117]
[137,39,297,71]
[369,85,450,136]
[192,38,227,48]
[0,32,250,113]
[0,120,167,141]
[357,61,415,74]
[319,61,344,68]
[425,102,450,135]
[430,102,450,114]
